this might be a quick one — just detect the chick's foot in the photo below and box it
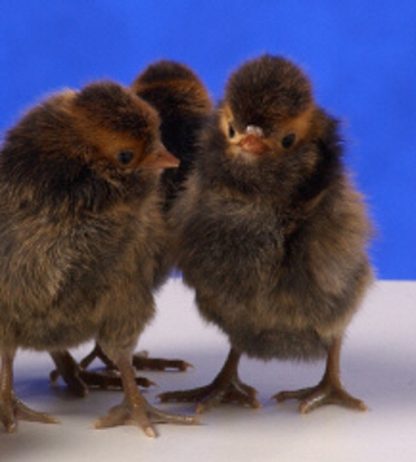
[95,398,197,437]
[2,351,58,433]
[81,343,191,373]
[95,351,197,438]
[0,394,59,433]
[159,376,259,413]
[273,381,367,414]
[50,350,153,396]
[273,337,367,413]
[159,348,260,413]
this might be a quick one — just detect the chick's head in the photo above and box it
[69,82,179,176]
[133,60,212,109]
[220,55,315,162]
[131,60,213,152]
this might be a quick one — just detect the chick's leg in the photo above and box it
[49,349,153,396]
[273,337,367,413]
[94,351,197,438]
[159,348,260,413]
[1,351,58,433]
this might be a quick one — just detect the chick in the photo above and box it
[54,61,213,390]
[159,55,373,414]
[0,82,196,435]
[132,60,213,211]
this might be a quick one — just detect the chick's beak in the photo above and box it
[238,134,268,156]
[140,145,180,170]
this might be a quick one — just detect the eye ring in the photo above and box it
[281,133,296,149]
[228,123,236,139]
[117,150,134,165]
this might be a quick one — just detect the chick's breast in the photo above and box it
[175,175,372,361]
[173,139,372,362]
[172,178,284,336]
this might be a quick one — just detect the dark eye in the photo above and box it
[281,133,296,149]
[118,150,134,165]
[228,123,236,139]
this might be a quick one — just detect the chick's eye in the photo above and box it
[281,133,296,149]
[117,150,134,165]
[228,123,236,139]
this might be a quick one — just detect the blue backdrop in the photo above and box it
[0,0,414,279]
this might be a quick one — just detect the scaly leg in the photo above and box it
[273,337,367,413]
[50,350,154,396]
[159,348,260,413]
[1,351,59,433]
[94,351,197,437]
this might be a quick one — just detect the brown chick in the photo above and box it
[54,61,213,390]
[159,55,373,414]
[0,82,196,435]
[132,60,213,211]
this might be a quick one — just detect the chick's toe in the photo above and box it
[132,351,192,372]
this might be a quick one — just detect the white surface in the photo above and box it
[1,279,416,462]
